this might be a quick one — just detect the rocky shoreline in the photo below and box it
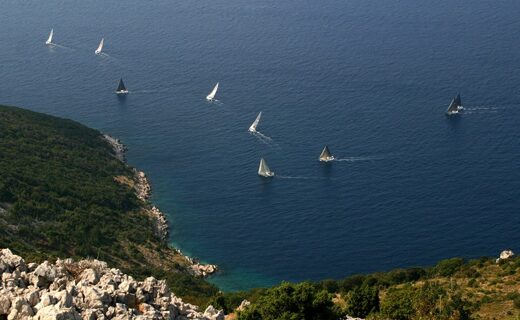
[103,135,217,278]
[0,248,224,320]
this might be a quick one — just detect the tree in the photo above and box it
[380,286,415,320]
[237,282,341,320]
[346,285,379,318]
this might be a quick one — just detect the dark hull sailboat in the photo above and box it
[116,78,128,94]
[446,93,463,115]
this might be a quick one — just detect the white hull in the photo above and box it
[446,109,461,116]
[259,172,274,177]
[116,90,129,95]
[248,128,256,133]
[319,156,335,162]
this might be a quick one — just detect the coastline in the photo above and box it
[103,134,218,278]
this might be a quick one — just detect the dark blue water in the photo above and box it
[1,0,519,291]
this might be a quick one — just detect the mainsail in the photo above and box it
[116,78,128,93]
[446,93,462,115]
[258,157,274,177]
[319,145,334,162]
[248,112,262,132]
[95,38,104,54]
[206,82,219,101]
[45,29,53,45]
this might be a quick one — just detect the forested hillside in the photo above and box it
[0,105,217,304]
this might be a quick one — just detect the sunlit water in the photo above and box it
[1,0,519,291]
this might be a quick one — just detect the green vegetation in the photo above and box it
[236,282,341,320]
[345,285,379,318]
[0,105,217,304]
[219,256,520,320]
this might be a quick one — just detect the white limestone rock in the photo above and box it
[496,249,515,263]
[203,305,224,320]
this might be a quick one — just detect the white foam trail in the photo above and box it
[278,175,328,180]
[130,89,170,94]
[335,155,385,162]
[208,99,223,105]
[250,131,282,150]
[254,131,272,141]
[47,43,75,51]
[462,105,502,114]
[252,133,272,146]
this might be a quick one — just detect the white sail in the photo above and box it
[206,82,219,101]
[248,112,262,132]
[95,38,104,54]
[45,29,53,45]
[258,158,274,177]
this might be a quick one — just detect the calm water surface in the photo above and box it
[1,0,519,291]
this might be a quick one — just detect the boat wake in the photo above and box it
[463,105,500,114]
[252,131,272,141]
[250,132,283,150]
[334,155,387,162]
[47,43,74,50]
[213,100,224,105]
[278,175,329,180]
[97,52,117,60]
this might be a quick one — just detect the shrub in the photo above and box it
[433,258,465,277]
[346,285,379,318]
[237,282,341,320]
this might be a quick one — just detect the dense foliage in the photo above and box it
[345,285,379,317]
[0,105,217,303]
[236,282,341,320]
[217,256,520,319]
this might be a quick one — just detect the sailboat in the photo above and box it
[258,158,274,177]
[95,38,104,55]
[445,93,463,115]
[115,78,128,94]
[248,112,262,133]
[319,145,335,162]
[206,82,219,101]
[45,29,54,45]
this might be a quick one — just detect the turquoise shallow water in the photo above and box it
[0,0,519,291]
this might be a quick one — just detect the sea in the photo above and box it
[1,0,519,291]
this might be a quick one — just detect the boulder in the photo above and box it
[236,299,250,312]
[203,305,224,320]
[34,305,82,320]
[496,249,515,263]
[25,288,40,306]
[32,261,58,287]
[8,297,34,320]
[0,294,11,315]
[0,249,26,272]
[82,286,110,309]
[79,268,99,285]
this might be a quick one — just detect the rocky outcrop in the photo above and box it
[134,170,152,202]
[134,170,169,243]
[178,254,218,278]
[104,134,217,277]
[0,249,224,320]
[103,134,127,162]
